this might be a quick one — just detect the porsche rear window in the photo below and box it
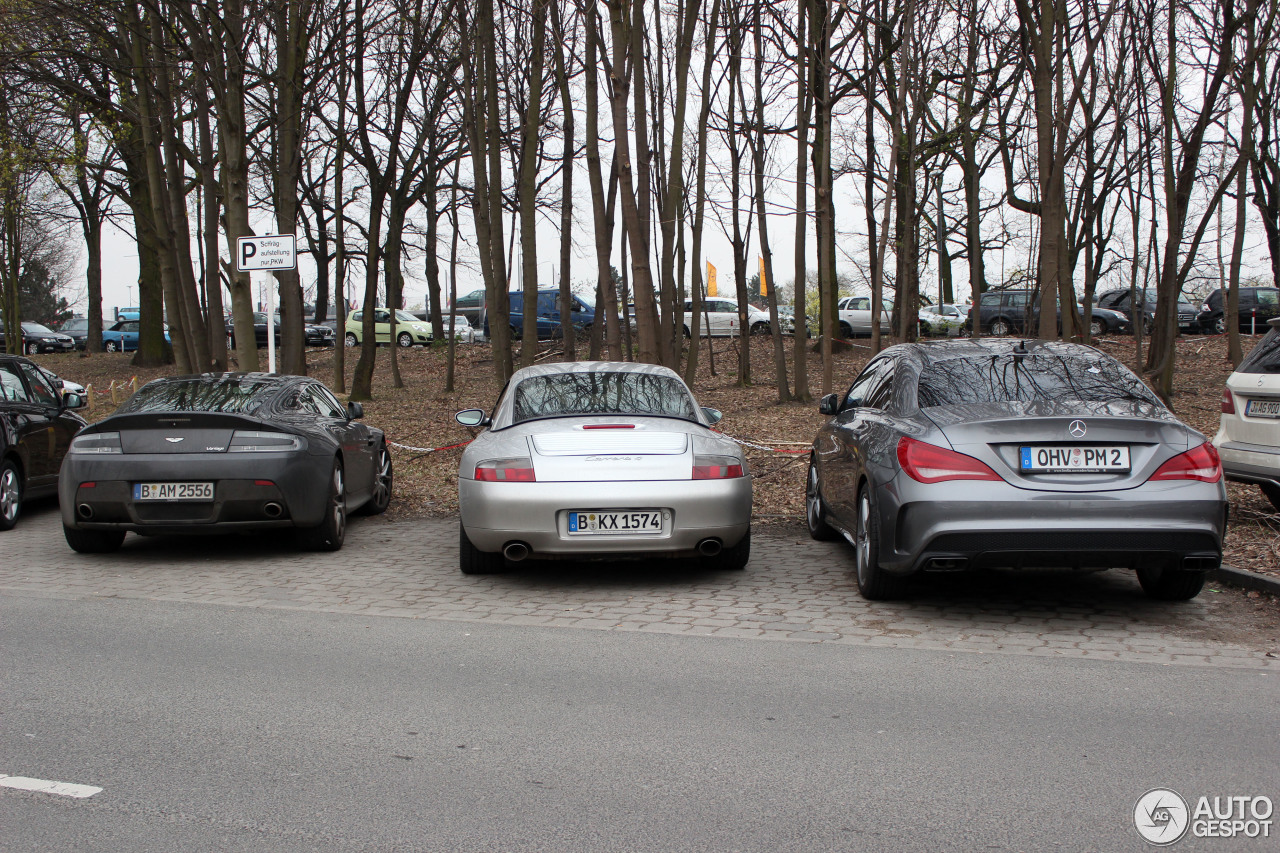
[119,377,280,414]
[917,353,1162,407]
[511,372,699,423]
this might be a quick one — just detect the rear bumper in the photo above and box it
[1216,439,1280,489]
[881,478,1227,574]
[459,477,752,557]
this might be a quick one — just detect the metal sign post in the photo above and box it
[235,235,297,374]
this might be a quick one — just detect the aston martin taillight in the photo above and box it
[896,436,1001,484]
[474,458,536,482]
[1149,442,1222,483]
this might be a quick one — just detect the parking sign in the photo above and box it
[236,235,297,272]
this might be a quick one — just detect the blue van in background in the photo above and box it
[483,289,595,340]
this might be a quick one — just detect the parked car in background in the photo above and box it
[1195,286,1280,335]
[1214,317,1280,510]
[409,311,477,344]
[0,322,76,355]
[837,295,893,338]
[453,289,486,327]
[919,304,969,337]
[969,290,1127,337]
[1095,290,1198,334]
[1077,304,1131,336]
[483,290,596,341]
[227,313,335,349]
[345,309,434,348]
[454,361,752,574]
[681,298,771,336]
[102,320,171,352]
[806,338,1226,601]
[37,365,86,400]
[0,354,87,531]
[58,317,101,351]
[59,372,392,554]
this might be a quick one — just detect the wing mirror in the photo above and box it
[818,394,841,415]
[62,392,86,409]
[347,401,364,420]
[455,408,491,427]
[701,407,723,425]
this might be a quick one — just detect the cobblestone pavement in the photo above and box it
[4,502,1277,670]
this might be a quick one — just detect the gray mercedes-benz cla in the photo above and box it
[806,339,1227,601]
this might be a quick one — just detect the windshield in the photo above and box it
[511,371,699,424]
[395,310,419,322]
[23,323,55,335]
[119,376,280,414]
[917,352,1162,408]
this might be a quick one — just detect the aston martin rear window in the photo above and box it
[917,353,1163,408]
[511,372,699,423]
[119,377,280,414]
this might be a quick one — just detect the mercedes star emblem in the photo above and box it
[1068,420,1087,438]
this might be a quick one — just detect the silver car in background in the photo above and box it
[455,362,752,574]
[807,339,1227,601]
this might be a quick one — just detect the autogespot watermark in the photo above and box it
[1134,788,1274,845]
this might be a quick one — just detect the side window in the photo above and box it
[351,311,363,322]
[20,363,59,406]
[851,297,870,310]
[842,359,887,411]
[981,293,1000,307]
[374,310,391,323]
[0,364,30,402]
[863,361,897,411]
[1005,292,1030,308]
[1256,290,1279,310]
[125,322,139,334]
[311,385,347,418]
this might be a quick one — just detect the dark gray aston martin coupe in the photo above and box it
[807,339,1227,601]
[59,373,392,553]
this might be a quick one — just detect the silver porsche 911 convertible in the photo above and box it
[454,362,752,573]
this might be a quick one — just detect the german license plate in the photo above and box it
[1020,446,1130,473]
[133,482,214,501]
[1246,399,1280,418]
[568,510,662,535]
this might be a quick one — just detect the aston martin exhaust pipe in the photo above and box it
[76,503,94,520]
[263,502,283,518]
[698,538,722,557]
[503,542,530,562]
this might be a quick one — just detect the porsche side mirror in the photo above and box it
[701,407,723,425]
[818,394,841,416]
[455,408,490,427]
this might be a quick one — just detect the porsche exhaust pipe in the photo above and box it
[77,503,94,520]
[698,538,722,557]
[503,542,530,562]
[263,502,283,519]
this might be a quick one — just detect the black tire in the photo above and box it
[1213,316,1227,335]
[919,321,933,337]
[707,528,751,571]
[1260,483,1280,512]
[459,523,505,574]
[839,321,854,340]
[1136,565,1207,601]
[750,322,769,335]
[1142,316,1154,336]
[63,525,125,553]
[104,340,120,353]
[853,485,908,600]
[297,460,347,551]
[397,332,413,347]
[989,318,1012,337]
[356,443,393,516]
[0,459,22,531]
[1089,319,1105,337]
[26,341,40,355]
[345,332,358,348]
[805,461,838,541]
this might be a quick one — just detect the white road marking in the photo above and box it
[0,774,102,798]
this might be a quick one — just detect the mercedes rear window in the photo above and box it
[119,377,280,414]
[511,372,699,424]
[1237,328,1280,374]
[917,352,1162,408]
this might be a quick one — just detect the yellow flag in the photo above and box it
[758,256,768,296]
[707,261,718,297]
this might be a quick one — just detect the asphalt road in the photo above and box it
[3,592,1277,852]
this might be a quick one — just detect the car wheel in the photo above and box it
[1260,483,1280,512]
[1089,319,1105,337]
[750,322,769,335]
[297,460,347,551]
[26,341,40,355]
[459,523,505,574]
[1136,565,1206,601]
[805,461,838,541]
[854,485,907,600]
[357,442,393,516]
[104,340,119,353]
[919,321,932,337]
[1142,316,1154,335]
[706,527,751,571]
[345,333,358,348]
[682,325,691,337]
[63,525,125,553]
[839,321,854,340]
[989,318,1012,336]
[0,459,21,531]
[1213,316,1227,335]
[397,332,413,347]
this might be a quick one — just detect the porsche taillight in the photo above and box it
[1149,442,1222,483]
[692,455,746,479]
[896,436,1001,484]
[474,458,536,482]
